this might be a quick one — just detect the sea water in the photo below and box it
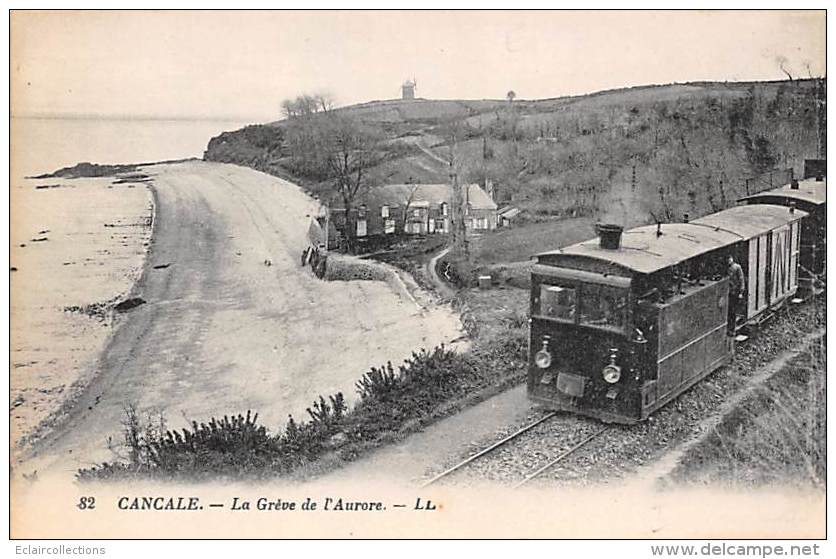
[11,116,252,178]
[10,116,250,450]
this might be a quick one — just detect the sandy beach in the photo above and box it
[13,160,463,476]
[10,172,154,452]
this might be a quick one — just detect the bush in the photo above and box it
[78,410,280,482]
[323,256,390,282]
[78,346,480,482]
[204,125,285,171]
[439,254,476,288]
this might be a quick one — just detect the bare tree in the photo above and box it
[281,99,296,119]
[776,55,794,82]
[438,119,469,259]
[281,92,335,120]
[400,184,421,233]
[319,115,381,252]
[804,60,815,79]
[314,92,335,113]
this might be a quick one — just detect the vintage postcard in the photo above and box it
[8,9,827,543]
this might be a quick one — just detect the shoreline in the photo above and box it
[22,178,159,458]
[26,158,200,180]
[11,166,157,459]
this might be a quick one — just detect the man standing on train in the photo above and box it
[727,255,746,335]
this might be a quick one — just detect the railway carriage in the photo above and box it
[739,176,826,288]
[528,204,808,424]
[692,205,807,327]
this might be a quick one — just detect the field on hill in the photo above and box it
[205,80,825,226]
[204,79,825,269]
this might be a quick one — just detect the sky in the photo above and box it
[10,10,826,123]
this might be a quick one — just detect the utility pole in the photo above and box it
[450,170,469,259]
[324,204,330,251]
[448,129,468,259]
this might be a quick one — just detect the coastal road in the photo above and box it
[19,160,462,476]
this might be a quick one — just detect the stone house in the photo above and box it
[329,183,497,244]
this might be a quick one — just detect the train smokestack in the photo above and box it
[597,223,623,250]
[791,178,800,189]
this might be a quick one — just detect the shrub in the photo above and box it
[440,254,476,288]
[78,346,481,482]
[204,125,285,170]
[323,256,390,282]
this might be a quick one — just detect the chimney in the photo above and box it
[791,178,800,189]
[683,213,689,223]
[597,223,623,250]
[789,201,796,214]
[816,174,824,182]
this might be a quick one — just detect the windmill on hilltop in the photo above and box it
[401,78,417,100]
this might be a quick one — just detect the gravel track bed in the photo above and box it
[424,413,601,486]
[425,299,825,488]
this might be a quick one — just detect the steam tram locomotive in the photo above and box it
[527,203,810,424]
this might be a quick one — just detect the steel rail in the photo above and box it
[420,411,558,487]
[513,426,608,488]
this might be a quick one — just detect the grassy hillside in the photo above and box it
[205,79,825,226]
[669,334,825,487]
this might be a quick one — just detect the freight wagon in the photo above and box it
[740,176,826,290]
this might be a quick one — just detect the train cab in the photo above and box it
[529,222,739,423]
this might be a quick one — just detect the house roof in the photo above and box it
[499,207,522,219]
[357,183,497,210]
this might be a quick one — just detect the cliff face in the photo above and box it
[204,124,289,178]
[205,79,825,224]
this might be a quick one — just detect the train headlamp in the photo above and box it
[602,349,621,384]
[535,349,552,369]
[602,364,622,384]
[534,337,552,369]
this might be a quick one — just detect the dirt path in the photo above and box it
[17,160,463,477]
[316,385,533,486]
[414,140,451,167]
[425,246,457,298]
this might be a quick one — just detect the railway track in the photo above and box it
[421,412,607,488]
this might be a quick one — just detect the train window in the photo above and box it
[580,285,627,329]
[539,285,576,321]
